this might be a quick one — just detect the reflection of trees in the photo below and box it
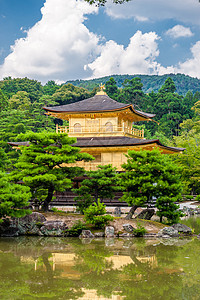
[74,242,114,274]
[0,237,200,299]
[73,240,188,300]
[73,241,121,298]
[0,238,83,299]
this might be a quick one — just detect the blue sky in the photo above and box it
[0,0,200,83]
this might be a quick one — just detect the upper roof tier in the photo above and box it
[43,93,155,121]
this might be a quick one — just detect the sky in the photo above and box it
[0,0,200,83]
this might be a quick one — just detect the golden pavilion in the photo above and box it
[43,87,184,171]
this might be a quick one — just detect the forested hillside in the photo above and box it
[67,73,200,96]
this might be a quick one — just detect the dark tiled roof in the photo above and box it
[43,94,155,119]
[8,137,185,153]
[74,136,185,152]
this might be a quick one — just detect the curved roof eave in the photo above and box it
[43,104,155,120]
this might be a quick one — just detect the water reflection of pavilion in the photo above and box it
[21,252,157,300]
[21,252,157,275]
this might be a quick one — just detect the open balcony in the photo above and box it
[56,124,144,139]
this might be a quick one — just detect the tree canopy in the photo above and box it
[9,131,93,211]
[73,164,119,213]
[120,149,183,223]
[0,172,31,221]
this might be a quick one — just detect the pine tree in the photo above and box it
[73,164,120,213]
[120,149,182,223]
[10,131,93,211]
[0,172,31,221]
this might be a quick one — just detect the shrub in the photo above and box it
[66,221,87,237]
[75,194,93,214]
[84,200,114,228]
[195,195,200,202]
[132,223,147,237]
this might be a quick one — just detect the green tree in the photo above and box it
[120,149,182,223]
[84,200,114,228]
[118,77,146,109]
[51,83,92,106]
[42,80,60,95]
[0,77,43,103]
[8,91,31,112]
[0,89,8,112]
[0,148,9,171]
[105,77,119,100]
[73,164,120,213]
[173,103,200,194]
[10,131,93,211]
[153,78,184,137]
[159,77,176,94]
[0,172,31,221]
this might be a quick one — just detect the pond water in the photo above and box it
[0,236,200,300]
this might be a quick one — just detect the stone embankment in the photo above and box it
[0,212,196,239]
[0,213,68,237]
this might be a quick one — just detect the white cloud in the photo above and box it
[166,25,193,38]
[134,15,148,22]
[177,41,200,78]
[86,31,169,78]
[0,0,99,82]
[105,0,200,25]
[1,0,200,82]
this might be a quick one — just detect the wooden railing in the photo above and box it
[63,161,124,171]
[56,124,144,138]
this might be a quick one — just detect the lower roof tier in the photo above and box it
[8,136,184,154]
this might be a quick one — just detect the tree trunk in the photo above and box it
[94,189,98,204]
[125,205,138,220]
[42,252,53,284]
[42,186,54,212]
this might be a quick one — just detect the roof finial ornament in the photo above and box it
[96,83,107,95]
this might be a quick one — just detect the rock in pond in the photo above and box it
[105,226,115,238]
[172,223,192,234]
[8,212,47,236]
[1,213,69,237]
[157,227,179,238]
[40,220,68,236]
[94,232,105,238]
[79,230,94,239]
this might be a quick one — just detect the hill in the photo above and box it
[66,73,200,96]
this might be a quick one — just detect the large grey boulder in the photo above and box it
[94,232,105,238]
[172,223,192,234]
[0,226,19,237]
[16,212,46,224]
[79,230,94,239]
[157,227,179,238]
[123,224,134,233]
[105,226,115,238]
[10,212,47,235]
[40,221,68,236]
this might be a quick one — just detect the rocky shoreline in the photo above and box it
[0,212,197,239]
